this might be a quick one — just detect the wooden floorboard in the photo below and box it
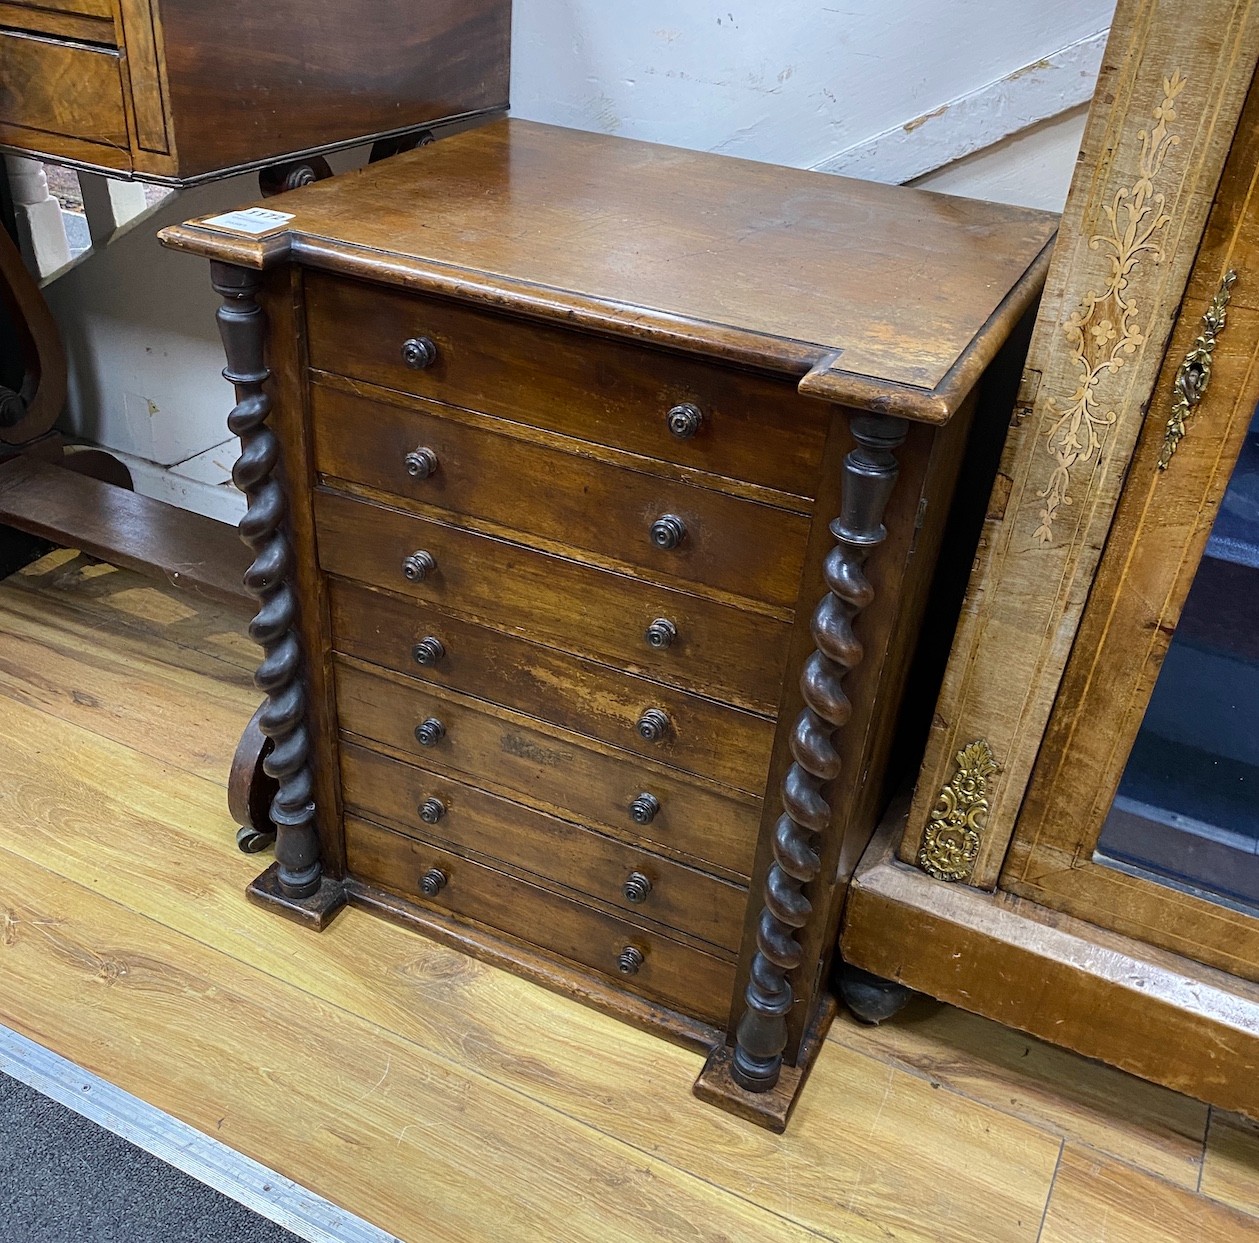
[1,553,1258,1242]
[1039,1145,1257,1242]
[1202,1111,1259,1217]
[827,996,1209,1188]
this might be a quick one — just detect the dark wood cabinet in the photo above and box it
[160,118,1055,1128]
[0,0,511,182]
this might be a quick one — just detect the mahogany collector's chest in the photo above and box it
[160,119,1056,1128]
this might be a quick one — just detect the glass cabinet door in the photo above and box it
[1098,407,1259,909]
[1000,247,1259,981]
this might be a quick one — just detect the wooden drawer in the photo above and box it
[0,2,116,43]
[6,0,114,19]
[315,488,791,715]
[0,30,127,148]
[304,272,829,501]
[340,742,747,952]
[334,658,764,877]
[345,815,736,1025]
[328,580,775,794]
[310,379,811,609]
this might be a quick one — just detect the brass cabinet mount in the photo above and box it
[1158,269,1238,470]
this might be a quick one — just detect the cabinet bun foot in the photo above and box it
[836,961,915,1026]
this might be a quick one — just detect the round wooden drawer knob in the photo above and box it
[636,708,671,743]
[401,336,437,370]
[412,636,445,666]
[649,514,687,550]
[666,403,703,439]
[623,871,652,904]
[629,792,660,825]
[414,717,446,747]
[644,618,677,650]
[405,447,439,479]
[420,867,447,897]
[418,797,445,824]
[402,550,436,582]
[617,945,645,976]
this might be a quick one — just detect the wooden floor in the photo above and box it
[2,550,1259,1243]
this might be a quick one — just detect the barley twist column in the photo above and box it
[731,412,908,1092]
[212,261,321,900]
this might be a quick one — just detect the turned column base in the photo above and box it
[247,862,347,931]
[693,996,836,1132]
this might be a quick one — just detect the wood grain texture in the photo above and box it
[9,0,113,16]
[341,741,747,952]
[334,657,764,877]
[845,812,1259,1119]
[0,558,1080,1243]
[827,1000,1209,1190]
[346,815,737,1024]
[0,30,127,149]
[0,856,817,1243]
[0,572,254,785]
[310,379,812,609]
[315,487,793,715]
[9,550,258,675]
[117,0,171,155]
[154,0,509,181]
[164,119,1057,418]
[1202,1111,1259,1216]
[900,0,1259,886]
[0,457,250,611]
[305,279,828,502]
[0,2,114,42]
[0,121,131,172]
[1040,1146,1256,1243]
[728,405,973,1062]
[161,114,1052,1123]
[0,0,508,182]
[999,67,1259,980]
[328,579,776,794]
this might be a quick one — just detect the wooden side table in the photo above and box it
[0,0,514,840]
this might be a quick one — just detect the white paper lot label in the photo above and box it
[201,207,295,235]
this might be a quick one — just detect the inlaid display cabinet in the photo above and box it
[841,0,1259,1119]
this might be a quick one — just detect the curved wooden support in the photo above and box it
[731,412,908,1093]
[228,702,278,853]
[213,261,322,900]
[0,219,67,446]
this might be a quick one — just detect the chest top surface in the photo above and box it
[161,119,1057,421]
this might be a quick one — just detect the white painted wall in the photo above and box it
[512,0,1110,168]
[42,0,1114,521]
[914,104,1090,211]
